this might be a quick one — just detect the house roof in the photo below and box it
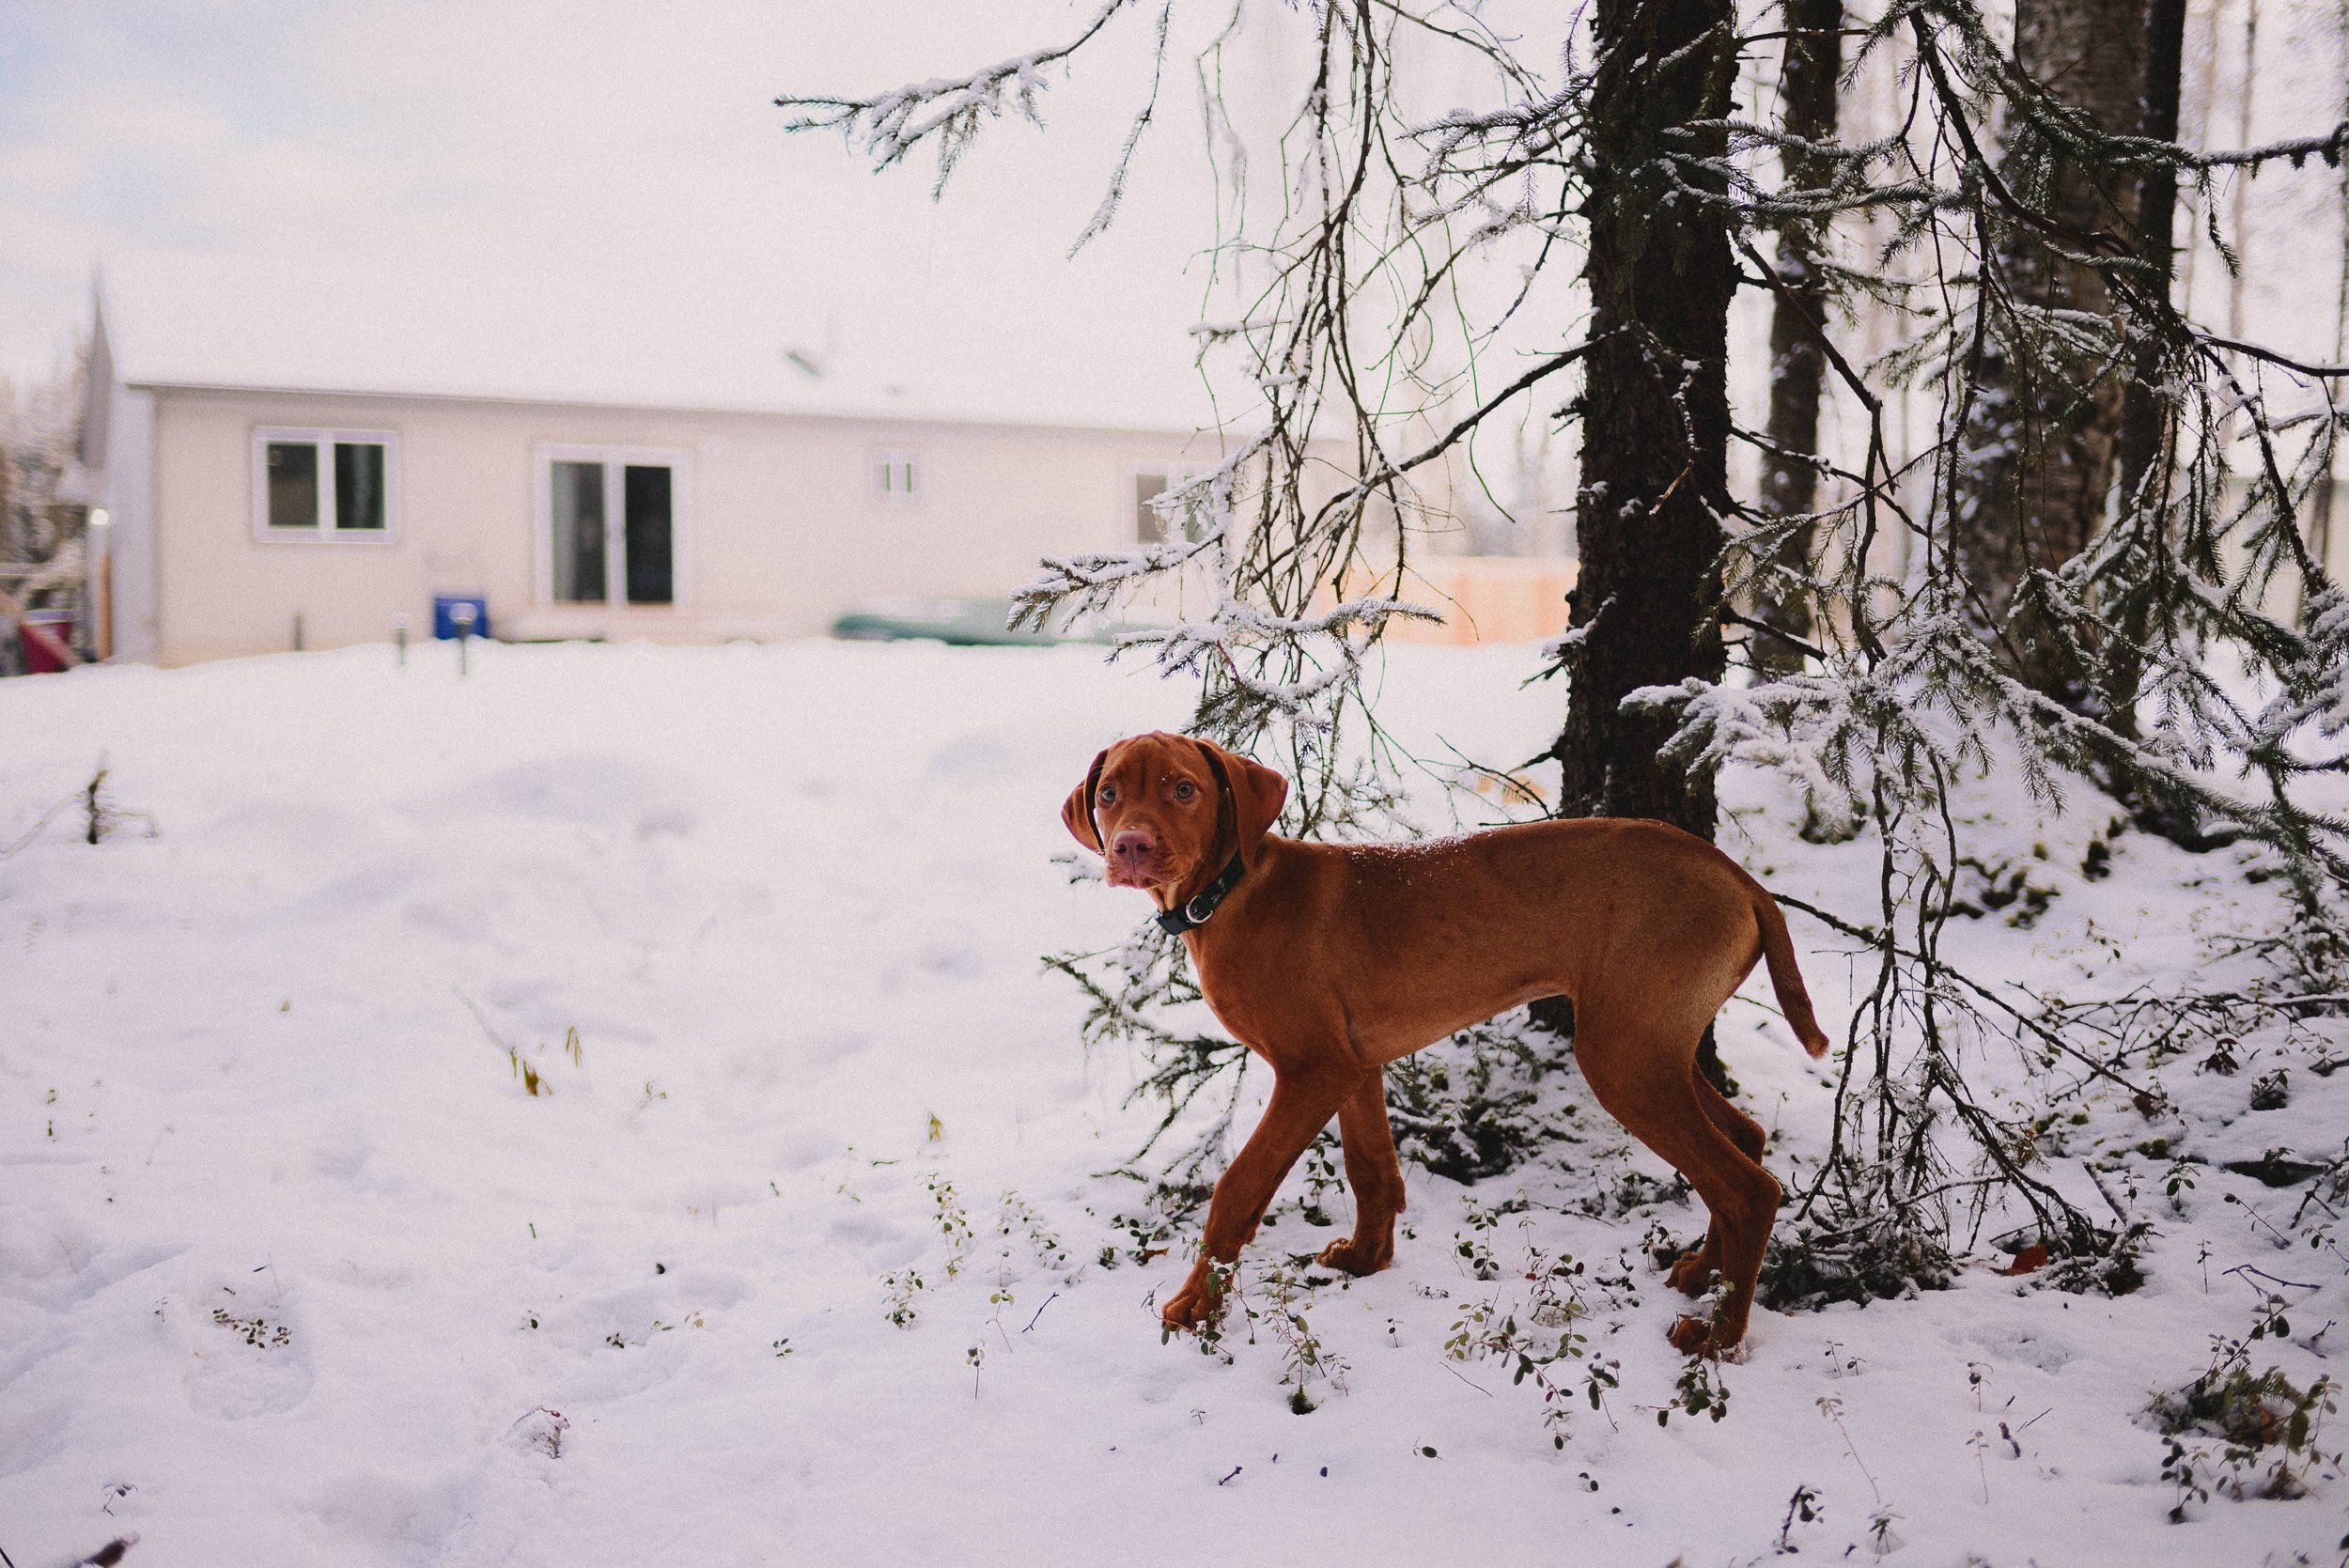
[97,256,1241,439]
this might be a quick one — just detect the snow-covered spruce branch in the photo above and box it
[1627,651,2349,879]
[1069,0,1175,255]
[1116,595,1442,717]
[1013,536,1221,626]
[1040,937,1252,1179]
[1010,435,1271,630]
[1013,433,1438,719]
[2196,335,2349,384]
[777,0,1142,193]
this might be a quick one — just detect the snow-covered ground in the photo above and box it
[1,640,2341,1567]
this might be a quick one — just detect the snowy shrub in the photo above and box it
[923,1173,973,1279]
[1760,1215,1957,1312]
[1665,1350,1733,1427]
[1098,1184,1203,1270]
[2040,1220,2152,1298]
[879,1268,925,1329]
[1384,1014,1563,1185]
[993,1191,1071,1279]
[2150,1326,2341,1520]
[1246,1261,1350,1414]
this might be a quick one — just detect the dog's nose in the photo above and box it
[1111,829,1155,862]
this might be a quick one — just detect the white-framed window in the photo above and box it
[253,428,397,538]
[535,445,688,609]
[871,449,920,505]
[1132,468,1205,544]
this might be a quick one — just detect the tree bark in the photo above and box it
[1952,0,2149,705]
[1548,0,1735,838]
[2310,0,2349,602]
[1751,0,1845,678]
[2106,0,2187,745]
[1535,0,1736,1082]
[0,430,14,568]
[2115,0,2185,511]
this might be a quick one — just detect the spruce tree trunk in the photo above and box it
[1751,0,1845,678]
[2107,0,2187,745]
[2115,0,2185,509]
[1953,0,2149,704]
[1534,0,1735,1080]
[1548,0,1735,837]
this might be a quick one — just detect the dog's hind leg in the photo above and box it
[1698,1069,1767,1160]
[1575,1026,1781,1356]
[1667,1069,1770,1296]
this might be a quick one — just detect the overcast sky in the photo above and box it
[0,0,1275,426]
[4,2,2342,428]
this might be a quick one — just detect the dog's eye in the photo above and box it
[1174,781,1196,800]
[1098,784,1118,804]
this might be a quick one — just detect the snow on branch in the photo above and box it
[777,0,1142,194]
[1069,0,1175,255]
[1011,432,1440,722]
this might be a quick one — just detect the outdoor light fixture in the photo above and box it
[451,600,477,676]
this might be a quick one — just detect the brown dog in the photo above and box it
[1061,731,1831,1357]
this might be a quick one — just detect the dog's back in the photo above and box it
[1206,816,1823,1064]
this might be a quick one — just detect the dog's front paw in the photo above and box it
[1665,1313,1750,1359]
[1315,1235,1393,1276]
[1665,1249,1719,1297]
[1667,1314,1718,1358]
[1159,1262,1225,1333]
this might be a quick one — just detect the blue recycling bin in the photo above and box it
[432,596,490,640]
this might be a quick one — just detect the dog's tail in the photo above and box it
[1750,883,1832,1059]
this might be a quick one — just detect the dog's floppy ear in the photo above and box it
[1061,749,1109,853]
[1193,738,1287,860]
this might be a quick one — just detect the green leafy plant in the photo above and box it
[925,1173,973,1279]
[1252,1261,1348,1414]
[880,1268,925,1329]
[2150,1312,2341,1521]
[1447,1245,1621,1448]
[211,1309,290,1349]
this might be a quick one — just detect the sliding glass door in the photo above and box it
[544,452,679,607]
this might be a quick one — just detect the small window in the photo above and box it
[1135,471,1204,544]
[267,442,318,529]
[256,429,395,536]
[872,450,919,505]
[538,448,684,608]
[335,442,386,531]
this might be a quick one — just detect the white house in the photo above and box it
[66,301,1269,665]
[64,292,1578,667]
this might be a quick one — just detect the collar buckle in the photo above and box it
[1155,848,1247,937]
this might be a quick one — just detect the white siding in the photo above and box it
[139,386,1241,665]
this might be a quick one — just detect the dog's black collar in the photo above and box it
[1156,848,1247,935]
